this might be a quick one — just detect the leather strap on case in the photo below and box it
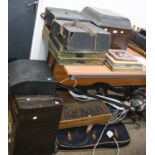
[59,20,97,49]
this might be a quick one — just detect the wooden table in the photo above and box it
[48,47,146,86]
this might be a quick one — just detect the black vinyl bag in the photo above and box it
[57,122,130,150]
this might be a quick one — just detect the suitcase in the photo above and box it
[81,7,133,49]
[130,28,146,51]
[50,19,111,51]
[9,95,63,155]
[44,7,89,28]
[9,60,57,97]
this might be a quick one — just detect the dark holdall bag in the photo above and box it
[56,122,130,150]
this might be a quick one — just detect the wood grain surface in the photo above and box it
[48,50,146,86]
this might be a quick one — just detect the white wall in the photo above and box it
[30,0,145,60]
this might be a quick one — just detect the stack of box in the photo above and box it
[44,7,111,65]
[43,7,135,68]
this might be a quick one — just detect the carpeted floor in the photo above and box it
[56,121,146,155]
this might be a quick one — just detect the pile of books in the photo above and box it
[105,49,143,71]
[48,35,106,65]
[42,24,108,66]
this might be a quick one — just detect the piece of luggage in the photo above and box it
[8,59,57,97]
[130,28,146,51]
[9,95,63,155]
[44,7,89,28]
[81,7,133,49]
[57,122,130,150]
[50,19,111,51]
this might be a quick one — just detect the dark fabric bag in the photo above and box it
[57,122,130,150]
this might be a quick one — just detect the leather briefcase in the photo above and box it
[9,95,63,155]
[50,19,111,51]
[9,59,56,97]
[81,7,133,49]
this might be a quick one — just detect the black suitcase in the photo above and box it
[9,95,63,155]
[8,59,56,97]
[44,7,89,28]
[50,19,111,51]
[130,28,146,51]
[81,7,133,49]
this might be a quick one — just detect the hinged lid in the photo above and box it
[81,7,132,30]
[8,60,57,95]
[45,7,89,22]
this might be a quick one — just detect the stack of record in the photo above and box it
[105,49,143,71]
[48,35,106,65]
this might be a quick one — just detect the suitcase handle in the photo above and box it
[59,20,97,50]
[40,13,46,19]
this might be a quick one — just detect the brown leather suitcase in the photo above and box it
[81,7,133,49]
[9,95,63,155]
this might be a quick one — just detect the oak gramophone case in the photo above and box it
[9,96,63,155]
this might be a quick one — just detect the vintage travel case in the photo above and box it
[50,19,111,51]
[9,60,57,97]
[9,95,63,155]
[44,7,89,28]
[81,7,133,49]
